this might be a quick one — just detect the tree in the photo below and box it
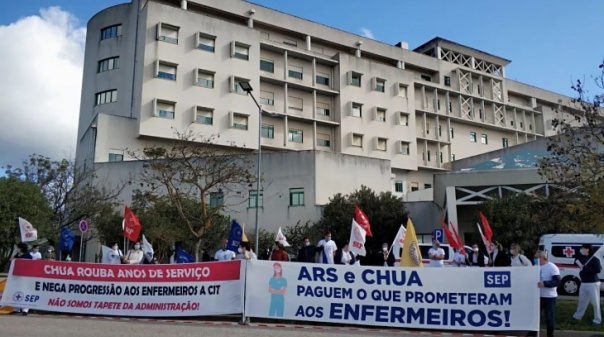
[129,130,255,261]
[3,154,125,235]
[0,177,54,271]
[316,186,407,251]
[478,193,594,258]
[538,60,604,231]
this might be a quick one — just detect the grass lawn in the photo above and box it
[550,299,603,332]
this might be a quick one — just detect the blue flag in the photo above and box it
[226,220,243,253]
[176,247,195,263]
[60,227,75,252]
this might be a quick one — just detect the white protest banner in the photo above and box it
[1,260,244,316]
[245,261,539,332]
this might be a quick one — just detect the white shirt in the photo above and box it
[511,254,531,267]
[107,249,123,264]
[340,250,352,265]
[214,249,236,261]
[539,262,560,298]
[236,251,257,260]
[453,252,466,267]
[317,239,337,264]
[31,251,42,260]
[124,250,143,264]
[428,248,445,267]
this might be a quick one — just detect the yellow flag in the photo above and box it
[400,218,423,267]
[0,279,14,314]
[241,223,249,242]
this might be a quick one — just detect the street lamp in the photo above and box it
[239,81,262,255]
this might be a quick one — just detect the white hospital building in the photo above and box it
[76,0,572,238]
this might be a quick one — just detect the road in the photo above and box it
[3,313,600,337]
[0,314,513,337]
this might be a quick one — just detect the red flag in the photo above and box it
[441,220,457,248]
[123,206,142,242]
[450,222,466,256]
[354,205,373,237]
[479,212,493,243]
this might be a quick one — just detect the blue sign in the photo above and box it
[432,229,444,243]
[484,271,511,288]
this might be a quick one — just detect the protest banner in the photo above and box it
[245,261,539,332]
[0,260,244,317]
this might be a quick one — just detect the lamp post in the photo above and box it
[239,81,262,255]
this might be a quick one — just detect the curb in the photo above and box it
[27,313,528,337]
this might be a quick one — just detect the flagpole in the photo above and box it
[79,232,84,262]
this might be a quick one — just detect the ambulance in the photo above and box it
[538,234,604,295]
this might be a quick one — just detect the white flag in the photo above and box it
[390,224,406,259]
[18,217,38,242]
[275,227,290,247]
[348,218,366,256]
[141,234,154,263]
[101,245,113,264]
[586,244,604,267]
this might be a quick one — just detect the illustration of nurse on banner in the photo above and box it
[268,262,287,317]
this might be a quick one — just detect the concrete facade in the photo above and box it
[76,0,576,233]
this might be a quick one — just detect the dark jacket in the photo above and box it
[468,250,486,267]
[374,249,394,267]
[297,245,316,263]
[576,254,602,283]
[490,250,510,267]
[334,249,356,265]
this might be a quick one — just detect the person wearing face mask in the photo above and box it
[106,242,123,264]
[317,232,337,264]
[571,244,602,326]
[468,244,486,267]
[509,243,531,267]
[297,238,316,263]
[428,240,445,267]
[531,250,560,337]
[490,241,510,267]
[268,263,287,317]
[30,244,42,260]
[214,239,236,261]
[122,241,144,264]
[236,241,257,260]
[44,241,56,260]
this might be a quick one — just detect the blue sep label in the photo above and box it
[484,271,511,288]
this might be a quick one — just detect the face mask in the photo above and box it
[171,246,176,251]
[113,246,118,250]
[534,258,539,265]
[304,242,310,246]
[275,269,281,274]
[510,249,515,255]
[33,249,39,253]
[48,249,54,253]
[134,245,141,250]
[580,249,587,256]
[326,237,331,241]
[473,248,479,252]
[382,247,388,251]
[238,248,243,253]
[432,245,437,249]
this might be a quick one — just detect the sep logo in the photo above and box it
[12,292,39,303]
[13,291,24,302]
[484,271,511,288]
